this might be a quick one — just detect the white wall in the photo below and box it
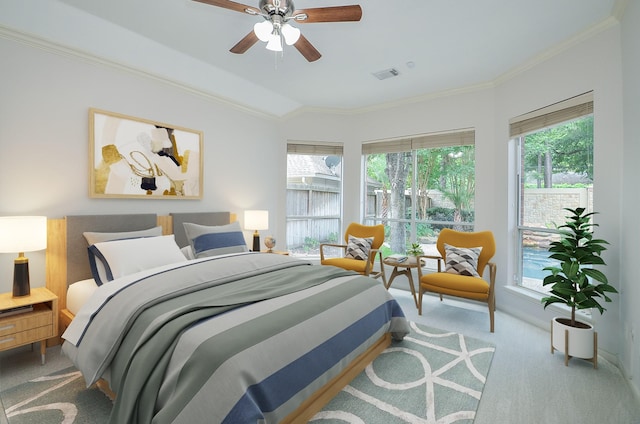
[0,35,283,291]
[620,0,640,397]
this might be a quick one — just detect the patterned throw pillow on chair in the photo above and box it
[345,236,373,260]
[444,243,482,277]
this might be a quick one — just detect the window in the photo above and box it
[511,92,594,294]
[362,130,475,264]
[286,142,343,257]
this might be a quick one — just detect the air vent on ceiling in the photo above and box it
[372,68,400,80]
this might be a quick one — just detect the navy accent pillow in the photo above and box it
[183,221,248,258]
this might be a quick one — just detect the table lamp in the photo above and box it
[0,216,47,297]
[244,210,269,252]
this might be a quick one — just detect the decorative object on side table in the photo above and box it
[407,242,424,257]
[264,236,276,252]
[244,210,269,252]
[541,207,618,368]
[0,216,48,297]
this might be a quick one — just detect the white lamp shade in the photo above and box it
[266,34,283,52]
[244,210,269,231]
[254,20,273,42]
[281,23,300,45]
[0,216,47,253]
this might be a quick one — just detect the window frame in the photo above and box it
[511,92,594,293]
[361,129,476,260]
[285,142,344,257]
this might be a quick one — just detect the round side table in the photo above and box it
[382,256,423,308]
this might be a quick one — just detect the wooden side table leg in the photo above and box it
[385,267,400,289]
[40,340,46,365]
[405,270,418,308]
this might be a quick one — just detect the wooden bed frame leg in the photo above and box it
[96,379,116,401]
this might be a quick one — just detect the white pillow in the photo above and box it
[66,278,99,315]
[88,235,186,285]
[84,226,164,284]
[83,226,163,245]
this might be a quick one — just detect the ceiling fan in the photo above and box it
[194,0,362,62]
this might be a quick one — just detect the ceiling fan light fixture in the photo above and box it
[199,0,362,62]
[281,23,300,45]
[254,20,273,42]
[266,33,283,51]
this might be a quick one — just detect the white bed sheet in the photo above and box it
[66,278,99,315]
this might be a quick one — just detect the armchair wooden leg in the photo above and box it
[418,287,423,315]
[488,301,495,333]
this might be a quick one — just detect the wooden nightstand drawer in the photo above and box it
[0,287,58,363]
[0,325,53,350]
[0,305,53,337]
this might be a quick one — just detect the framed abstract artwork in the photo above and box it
[89,108,203,199]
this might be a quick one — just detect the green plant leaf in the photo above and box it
[539,208,616,317]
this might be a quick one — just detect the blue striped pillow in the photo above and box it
[183,221,248,258]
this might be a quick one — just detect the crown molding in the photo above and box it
[0,25,281,121]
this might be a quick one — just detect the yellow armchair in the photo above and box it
[320,222,386,282]
[417,228,497,332]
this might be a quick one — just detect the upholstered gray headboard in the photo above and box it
[63,212,232,286]
[65,214,158,285]
[170,212,231,248]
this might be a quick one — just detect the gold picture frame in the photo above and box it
[89,108,203,199]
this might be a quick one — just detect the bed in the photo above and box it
[45,212,410,423]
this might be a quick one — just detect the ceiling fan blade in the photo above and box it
[293,5,362,23]
[230,31,259,54]
[294,34,321,62]
[193,0,260,15]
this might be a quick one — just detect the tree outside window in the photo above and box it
[364,133,475,261]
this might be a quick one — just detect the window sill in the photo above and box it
[503,285,592,323]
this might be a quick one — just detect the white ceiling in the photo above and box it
[2,0,622,116]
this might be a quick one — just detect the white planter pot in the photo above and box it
[551,317,597,368]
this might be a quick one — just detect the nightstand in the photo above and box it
[0,287,58,365]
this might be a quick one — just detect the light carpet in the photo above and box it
[1,322,494,424]
[311,321,495,423]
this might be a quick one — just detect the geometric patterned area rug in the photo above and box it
[312,321,495,423]
[1,322,494,424]
[1,368,112,424]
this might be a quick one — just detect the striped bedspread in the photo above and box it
[62,253,410,424]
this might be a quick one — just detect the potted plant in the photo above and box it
[407,242,424,257]
[405,242,424,265]
[541,207,618,367]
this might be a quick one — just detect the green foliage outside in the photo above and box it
[366,145,475,253]
[523,116,593,188]
[303,236,319,252]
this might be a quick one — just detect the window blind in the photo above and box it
[362,129,475,155]
[287,142,343,155]
[509,92,593,138]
